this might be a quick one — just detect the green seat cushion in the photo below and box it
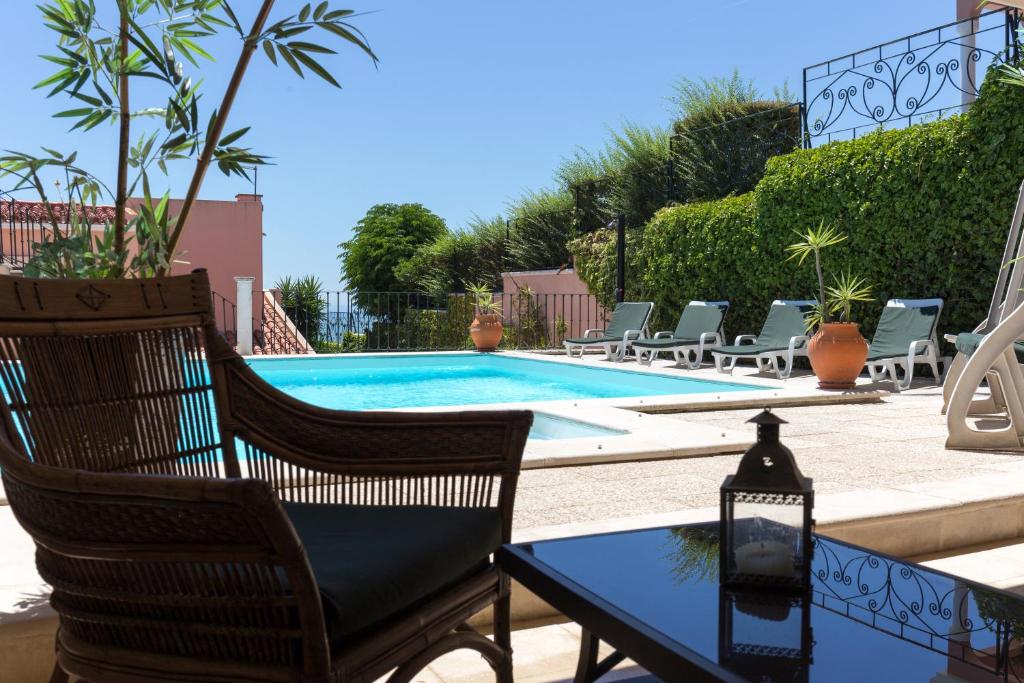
[564,335,624,345]
[672,303,727,339]
[566,302,651,345]
[955,332,1024,363]
[712,303,812,356]
[865,305,940,361]
[632,337,701,349]
[756,303,814,347]
[283,502,501,648]
[713,343,790,356]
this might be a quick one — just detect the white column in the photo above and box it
[957,16,978,108]
[235,276,254,355]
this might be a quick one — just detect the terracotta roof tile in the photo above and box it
[0,200,117,224]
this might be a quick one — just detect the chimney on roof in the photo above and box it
[235,193,262,203]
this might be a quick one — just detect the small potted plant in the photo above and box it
[466,282,504,352]
[786,221,874,389]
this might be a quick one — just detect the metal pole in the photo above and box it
[615,213,626,303]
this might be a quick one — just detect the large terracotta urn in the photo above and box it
[807,322,868,390]
[470,314,503,352]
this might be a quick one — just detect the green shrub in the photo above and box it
[315,332,366,354]
[570,67,1024,343]
[673,101,801,202]
[275,275,326,346]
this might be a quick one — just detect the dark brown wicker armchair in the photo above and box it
[0,271,532,682]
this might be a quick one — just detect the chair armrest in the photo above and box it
[623,329,645,341]
[734,335,758,345]
[699,332,722,345]
[654,331,675,339]
[218,359,533,480]
[789,335,810,351]
[582,328,605,338]
[908,339,936,357]
[0,452,333,676]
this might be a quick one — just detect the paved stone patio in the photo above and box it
[512,373,1021,531]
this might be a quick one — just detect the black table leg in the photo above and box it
[574,629,601,683]
[574,628,627,682]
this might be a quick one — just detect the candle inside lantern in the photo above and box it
[734,540,794,577]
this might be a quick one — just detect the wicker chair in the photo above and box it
[0,271,532,683]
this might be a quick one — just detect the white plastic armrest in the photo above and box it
[734,335,757,345]
[699,332,721,345]
[789,335,809,351]
[908,339,935,357]
[623,329,643,341]
[583,329,604,338]
[654,331,674,339]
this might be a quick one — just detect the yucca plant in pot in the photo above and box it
[466,282,503,352]
[787,222,874,389]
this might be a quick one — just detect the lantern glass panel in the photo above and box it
[727,494,806,585]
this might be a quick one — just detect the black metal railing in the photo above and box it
[253,290,609,354]
[802,8,1021,147]
[0,199,57,267]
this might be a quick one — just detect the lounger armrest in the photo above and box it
[789,335,810,352]
[908,338,936,358]
[734,334,757,345]
[220,359,533,479]
[623,329,645,341]
[582,328,605,338]
[654,331,674,339]
[699,332,722,345]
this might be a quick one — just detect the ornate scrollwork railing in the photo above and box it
[802,8,1021,147]
[812,536,1024,677]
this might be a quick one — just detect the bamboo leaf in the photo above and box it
[54,107,95,118]
[287,40,336,54]
[262,39,277,65]
[319,22,377,61]
[299,3,311,22]
[218,126,250,146]
[292,50,339,88]
[313,1,328,20]
[277,44,304,78]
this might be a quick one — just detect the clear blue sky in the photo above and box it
[1,0,957,291]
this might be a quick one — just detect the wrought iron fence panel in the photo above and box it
[802,8,1021,147]
[254,290,609,354]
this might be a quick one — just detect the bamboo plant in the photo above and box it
[0,0,377,278]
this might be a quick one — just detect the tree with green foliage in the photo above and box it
[0,0,376,279]
[340,203,447,303]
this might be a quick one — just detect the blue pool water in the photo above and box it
[247,353,756,411]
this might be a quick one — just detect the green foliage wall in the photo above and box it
[570,69,1024,341]
[673,101,801,202]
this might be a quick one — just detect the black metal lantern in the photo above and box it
[718,586,812,682]
[720,409,813,591]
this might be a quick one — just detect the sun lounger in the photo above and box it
[632,301,729,368]
[711,300,815,379]
[563,301,654,362]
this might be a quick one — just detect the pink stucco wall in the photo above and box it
[165,194,263,299]
[501,268,609,341]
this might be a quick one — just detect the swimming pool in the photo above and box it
[247,353,756,411]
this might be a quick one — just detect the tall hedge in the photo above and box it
[571,68,1024,341]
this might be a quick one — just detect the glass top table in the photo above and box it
[497,522,1024,682]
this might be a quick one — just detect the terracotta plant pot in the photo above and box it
[470,314,503,352]
[807,322,868,390]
